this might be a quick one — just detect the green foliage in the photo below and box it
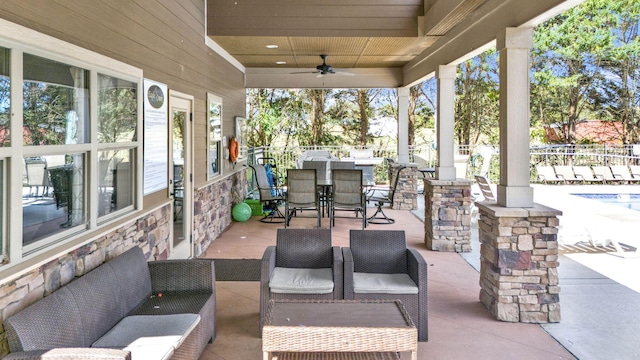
[246,0,638,148]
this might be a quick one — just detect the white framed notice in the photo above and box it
[143,79,169,195]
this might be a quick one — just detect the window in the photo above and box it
[0,47,9,146]
[1,23,143,264]
[208,93,222,179]
[23,54,90,146]
[97,75,137,219]
[23,154,85,249]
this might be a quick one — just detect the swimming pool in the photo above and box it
[572,193,640,212]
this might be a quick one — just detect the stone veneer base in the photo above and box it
[476,202,562,323]
[424,179,473,253]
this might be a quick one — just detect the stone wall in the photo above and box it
[193,170,246,256]
[424,179,473,252]
[0,170,246,355]
[390,164,418,210]
[0,204,172,355]
[477,203,561,323]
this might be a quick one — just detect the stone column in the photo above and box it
[390,163,418,210]
[477,203,562,323]
[424,178,473,252]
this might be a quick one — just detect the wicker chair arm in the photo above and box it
[2,348,131,360]
[261,246,277,279]
[342,247,355,298]
[407,248,428,289]
[148,259,215,293]
[331,246,344,298]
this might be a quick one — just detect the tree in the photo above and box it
[532,0,618,143]
[455,51,500,146]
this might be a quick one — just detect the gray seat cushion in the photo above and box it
[353,273,419,294]
[269,267,334,294]
[92,314,200,360]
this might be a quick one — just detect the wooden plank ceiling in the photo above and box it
[207,0,485,70]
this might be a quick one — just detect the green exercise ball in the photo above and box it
[232,202,252,222]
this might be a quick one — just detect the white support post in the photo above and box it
[496,27,534,208]
[397,86,410,164]
[436,65,456,180]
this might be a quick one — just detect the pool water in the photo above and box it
[573,193,640,212]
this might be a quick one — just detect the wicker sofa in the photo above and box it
[3,246,216,360]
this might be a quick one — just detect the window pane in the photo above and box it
[208,94,221,178]
[0,47,9,147]
[23,54,89,146]
[23,154,86,246]
[0,160,3,257]
[98,149,135,217]
[98,74,137,143]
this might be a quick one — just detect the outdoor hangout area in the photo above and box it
[3,1,640,359]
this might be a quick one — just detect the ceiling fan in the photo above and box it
[292,55,353,77]
[315,54,335,75]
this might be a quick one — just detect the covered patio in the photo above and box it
[198,182,640,359]
[198,204,574,359]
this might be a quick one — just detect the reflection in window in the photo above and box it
[0,160,3,258]
[22,154,85,247]
[0,47,9,146]
[208,94,222,178]
[98,74,137,143]
[23,54,89,146]
[98,149,135,217]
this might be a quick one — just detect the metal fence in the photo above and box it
[246,144,640,192]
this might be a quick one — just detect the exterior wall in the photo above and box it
[0,205,172,355]
[0,1,246,355]
[193,170,247,256]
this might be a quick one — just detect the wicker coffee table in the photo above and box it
[262,300,417,360]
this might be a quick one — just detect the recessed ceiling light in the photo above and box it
[266,45,278,49]
[276,61,286,65]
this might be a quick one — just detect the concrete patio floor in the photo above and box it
[197,192,587,359]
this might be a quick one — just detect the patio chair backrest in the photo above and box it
[330,160,355,170]
[474,175,495,202]
[553,165,579,181]
[286,169,317,208]
[24,157,48,186]
[275,228,332,268]
[387,166,407,202]
[573,166,599,181]
[302,160,329,182]
[610,165,633,180]
[250,164,278,201]
[355,164,375,185]
[331,169,363,207]
[592,166,618,181]
[349,229,407,274]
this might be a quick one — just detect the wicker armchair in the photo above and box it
[260,228,343,332]
[343,229,428,341]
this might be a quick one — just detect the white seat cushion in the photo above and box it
[92,314,200,360]
[353,273,419,294]
[269,267,334,294]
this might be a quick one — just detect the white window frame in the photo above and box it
[207,93,223,180]
[0,19,143,269]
